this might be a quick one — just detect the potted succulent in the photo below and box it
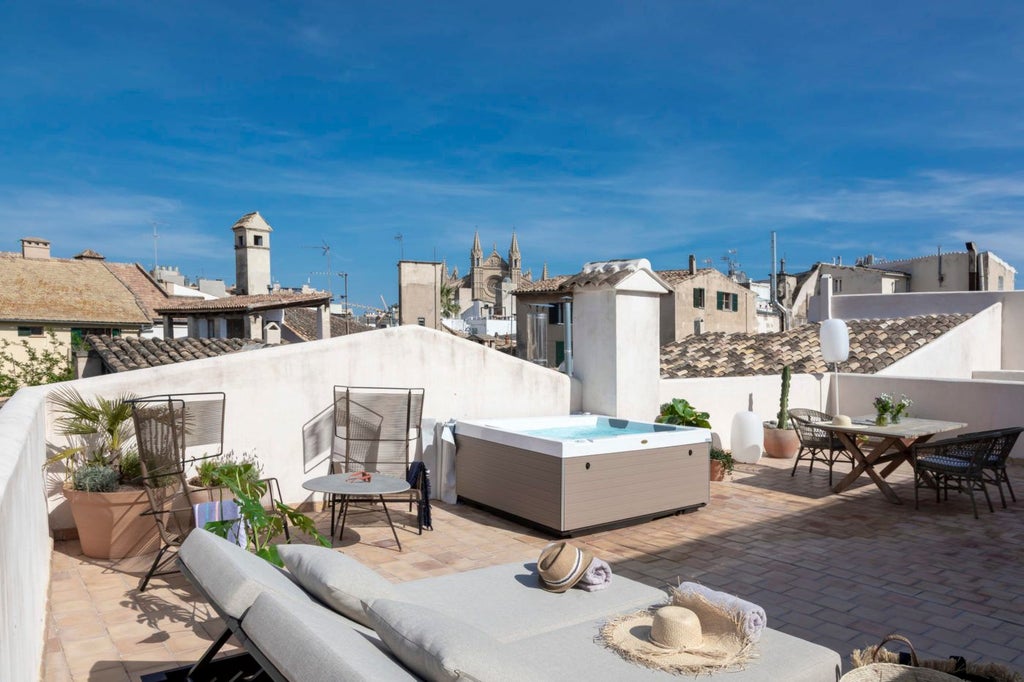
[763,365,800,458]
[709,448,734,481]
[188,450,263,503]
[48,387,159,559]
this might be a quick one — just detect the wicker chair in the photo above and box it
[913,433,998,519]
[331,386,429,534]
[951,426,1023,508]
[788,408,852,486]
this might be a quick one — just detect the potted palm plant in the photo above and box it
[49,387,159,559]
[763,365,800,458]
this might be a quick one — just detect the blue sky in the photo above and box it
[2,1,1023,307]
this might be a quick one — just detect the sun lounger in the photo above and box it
[176,530,841,681]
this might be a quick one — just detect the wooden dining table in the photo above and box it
[820,416,967,503]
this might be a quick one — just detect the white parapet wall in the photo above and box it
[43,325,573,530]
[0,386,51,682]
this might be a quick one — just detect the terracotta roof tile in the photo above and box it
[660,313,972,378]
[86,334,260,373]
[0,253,151,326]
[282,308,375,341]
[102,262,175,321]
[512,275,571,294]
[154,291,329,314]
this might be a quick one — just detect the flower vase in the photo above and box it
[875,412,890,426]
[891,407,905,423]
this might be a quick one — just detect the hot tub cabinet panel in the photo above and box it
[561,444,709,531]
[455,435,710,535]
[455,436,563,532]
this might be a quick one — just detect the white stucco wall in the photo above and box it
[832,374,1024,460]
[44,326,572,529]
[0,386,51,682]
[573,288,617,417]
[880,303,1003,378]
[659,373,831,449]
[973,370,1024,382]
[824,291,1024,370]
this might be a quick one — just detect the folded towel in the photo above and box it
[576,557,613,592]
[671,582,767,643]
[194,500,246,547]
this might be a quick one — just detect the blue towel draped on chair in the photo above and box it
[194,500,246,547]
[407,461,433,531]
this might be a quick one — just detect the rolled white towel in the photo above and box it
[671,582,767,643]
[576,557,612,592]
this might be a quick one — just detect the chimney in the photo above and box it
[965,241,978,291]
[688,254,697,276]
[21,237,51,260]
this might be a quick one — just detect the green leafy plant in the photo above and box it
[190,451,263,488]
[776,364,792,429]
[656,398,711,429]
[710,448,735,477]
[48,387,138,490]
[0,329,74,397]
[205,465,329,566]
[440,281,461,318]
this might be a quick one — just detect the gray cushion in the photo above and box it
[245,592,416,682]
[365,598,551,682]
[177,529,313,620]
[395,561,666,641]
[505,621,842,681]
[278,544,398,627]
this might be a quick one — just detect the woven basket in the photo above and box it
[845,635,1022,682]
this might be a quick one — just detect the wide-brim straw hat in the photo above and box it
[602,599,754,674]
[537,541,593,593]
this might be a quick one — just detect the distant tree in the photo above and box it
[0,329,74,397]
[440,281,461,318]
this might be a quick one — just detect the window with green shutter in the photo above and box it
[693,288,705,309]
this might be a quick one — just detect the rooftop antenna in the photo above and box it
[150,221,166,273]
[304,240,333,300]
[721,249,740,276]
[395,233,404,260]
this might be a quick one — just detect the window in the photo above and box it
[692,288,705,309]
[548,304,564,325]
[237,236,244,247]
[254,235,263,246]
[998,276,1005,291]
[833,278,843,293]
[18,326,43,337]
[555,341,565,367]
[715,291,739,312]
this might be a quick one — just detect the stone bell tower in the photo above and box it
[232,212,273,295]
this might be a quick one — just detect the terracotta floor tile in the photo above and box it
[45,458,1024,675]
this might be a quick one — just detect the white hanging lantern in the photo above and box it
[819,318,850,363]
[730,411,762,464]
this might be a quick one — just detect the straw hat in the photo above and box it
[601,602,754,674]
[833,415,853,426]
[537,542,593,593]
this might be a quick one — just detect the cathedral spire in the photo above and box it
[471,229,482,266]
[509,230,520,258]
[542,262,549,280]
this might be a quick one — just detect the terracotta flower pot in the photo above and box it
[763,426,800,459]
[63,486,160,559]
[710,460,726,481]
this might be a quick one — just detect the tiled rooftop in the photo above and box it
[661,314,972,378]
[43,457,1024,680]
[85,334,261,373]
[283,308,375,341]
[153,291,330,314]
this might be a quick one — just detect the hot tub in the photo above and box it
[454,415,711,536]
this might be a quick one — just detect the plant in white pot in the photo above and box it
[763,365,800,458]
[49,387,159,559]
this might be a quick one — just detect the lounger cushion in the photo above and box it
[365,598,550,682]
[177,529,313,620]
[504,621,842,681]
[245,592,416,682]
[395,561,666,641]
[278,544,398,627]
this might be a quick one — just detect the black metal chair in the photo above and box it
[331,386,430,534]
[788,408,853,486]
[913,433,998,519]
[949,426,1023,508]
